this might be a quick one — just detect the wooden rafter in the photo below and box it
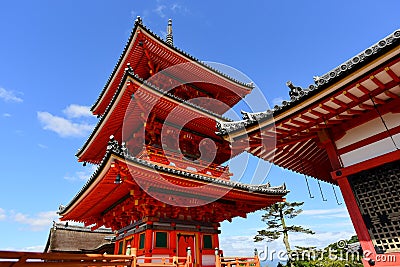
[274,139,316,167]
[385,90,399,99]
[330,97,348,109]
[385,67,400,82]
[370,75,386,89]
[356,83,370,94]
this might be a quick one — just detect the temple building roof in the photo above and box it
[215,29,400,183]
[216,29,400,135]
[44,222,114,254]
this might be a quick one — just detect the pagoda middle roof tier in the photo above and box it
[216,29,400,183]
[60,140,288,230]
[92,17,253,116]
[77,71,234,164]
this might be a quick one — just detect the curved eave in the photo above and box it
[61,145,288,219]
[219,30,400,139]
[92,19,253,116]
[78,71,233,163]
[216,30,400,183]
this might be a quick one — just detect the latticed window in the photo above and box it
[349,160,400,253]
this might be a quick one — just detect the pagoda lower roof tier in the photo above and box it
[60,140,288,231]
[77,72,238,164]
[92,18,253,116]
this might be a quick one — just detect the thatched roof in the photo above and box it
[44,222,115,254]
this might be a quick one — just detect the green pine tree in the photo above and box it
[254,201,314,253]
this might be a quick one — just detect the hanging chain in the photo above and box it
[311,163,327,202]
[332,185,342,205]
[300,159,314,199]
[370,95,399,150]
[317,180,327,201]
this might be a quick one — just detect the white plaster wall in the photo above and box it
[335,112,400,149]
[340,133,400,167]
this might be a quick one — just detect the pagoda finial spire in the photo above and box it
[166,19,173,46]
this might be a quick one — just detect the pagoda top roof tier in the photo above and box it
[92,17,254,116]
[60,139,288,230]
[216,29,400,183]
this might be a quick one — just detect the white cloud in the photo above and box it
[63,104,93,119]
[170,3,189,14]
[309,221,354,230]
[288,231,355,249]
[0,87,23,103]
[171,3,181,12]
[302,207,350,219]
[3,113,11,118]
[220,235,261,257]
[12,210,59,231]
[0,208,6,220]
[0,245,45,252]
[38,143,48,149]
[64,165,97,182]
[20,245,45,252]
[37,111,94,138]
[154,5,166,18]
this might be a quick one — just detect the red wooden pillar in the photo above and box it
[195,231,201,267]
[335,176,375,266]
[213,234,219,252]
[145,221,153,263]
[213,224,220,256]
[170,223,177,257]
[133,232,139,251]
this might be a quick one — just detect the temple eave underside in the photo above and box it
[218,47,400,183]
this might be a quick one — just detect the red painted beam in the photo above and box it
[356,83,370,94]
[330,97,348,109]
[385,66,400,82]
[337,124,400,155]
[331,149,400,179]
[334,96,400,133]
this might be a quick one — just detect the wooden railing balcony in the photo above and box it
[0,248,259,267]
[0,249,192,267]
[215,248,260,267]
[138,146,231,180]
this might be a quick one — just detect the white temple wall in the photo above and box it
[335,112,400,167]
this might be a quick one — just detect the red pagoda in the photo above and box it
[59,17,287,266]
[217,29,400,266]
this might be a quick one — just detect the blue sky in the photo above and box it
[0,0,398,257]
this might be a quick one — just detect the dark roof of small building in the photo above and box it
[44,222,114,254]
[216,29,400,135]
